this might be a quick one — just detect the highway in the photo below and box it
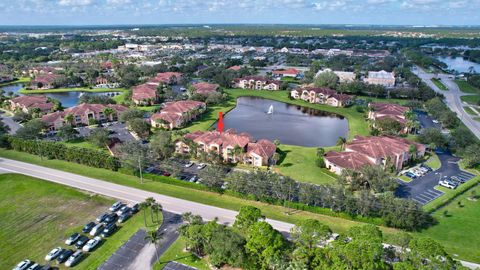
[0,157,478,269]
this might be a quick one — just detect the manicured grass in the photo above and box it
[137,105,160,112]
[431,78,448,91]
[398,175,412,183]
[112,91,129,104]
[0,150,401,240]
[460,95,480,105]
[455,80,480,94]
[0,77,31,87]
[275,144,338,185]
[62,138,103,150]
[425,153,441,170]
[0,173,112,268]
[424,176,479,213]
[416,184,480,262]
[463,106,478,115]
[154,237,210,270]
[19,87,128,94]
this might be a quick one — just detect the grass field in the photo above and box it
[463,106,478,116]
[432,78,449,91]
[455,80,480,94]
[0,77,31,87]
[416,184,480,262]
[460,95,480,105]
[425,153,441,170]
[19,87,128,94]
[62,138,103,150]
[154,237,210,270]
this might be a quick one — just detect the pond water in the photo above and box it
[216,97,349,147]
[436,56,480,73]
[0,83,121,108]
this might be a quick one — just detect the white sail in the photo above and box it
[267,105,274,114]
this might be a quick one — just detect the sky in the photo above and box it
[0,0,479,26]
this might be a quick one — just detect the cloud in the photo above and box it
[107,0,131,4]
[313,0,348,11]
[58,0,93,6]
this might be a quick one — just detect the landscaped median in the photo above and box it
[431,78,448,91]
[18,87,128,94]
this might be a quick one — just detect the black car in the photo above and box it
[56,249,73,264]
[82,222,96,233]
[130,203,139,214]
[104,213,118,224]
[74,235,90,249]
[101,223,118,237]
[118,206,131,216]
[118,212,132,223]
[96,212,109,223]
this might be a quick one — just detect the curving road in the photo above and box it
[412,66,480,139]
[0,157,478,269]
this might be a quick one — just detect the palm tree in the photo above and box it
[139,202,149,227]
[151,202,163,225]
[64,113,74,125]
[103,107,115,121]
[336,137,347,150]
[144,229,163,264]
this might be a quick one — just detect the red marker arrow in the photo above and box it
[218,111,224,134]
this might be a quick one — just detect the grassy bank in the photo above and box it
[19,87,128,94]
[455,80,480,94]
[0,77,31,87]
[154,237,210,270]
[463,106,478,116]
[431,78,448,91]
[460,95,480,105]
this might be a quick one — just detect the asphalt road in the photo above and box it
[0,112,21,134]
[412,66,480,139]
[0,158,478,269]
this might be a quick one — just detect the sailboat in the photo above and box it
[267,105,274,114]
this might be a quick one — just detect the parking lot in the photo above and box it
[396,151,476,205]
[75,122,135,142]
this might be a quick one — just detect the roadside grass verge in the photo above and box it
[463,106,478,115]
[455,80,480,94]
[153,237,210,270]
[460,95,480,106]
[18,87,128,94]
[424,176,479,213]
[431,78,448,91]
[398,175,412,183]
[62,138,103,151]
[416,184,480,263]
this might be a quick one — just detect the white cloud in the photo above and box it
[58,0,93,6]
[313,0,348,11]
[107,0,131,4]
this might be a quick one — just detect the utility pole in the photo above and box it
[138,156,143,184]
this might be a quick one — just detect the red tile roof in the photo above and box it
[325,151,373,171]
[272,68,299,75]
[227,65,242,71]
[369,102,408,116]
[132,83,158,101]
[150,100,205,124]
[32,73,58,85]
[154,72,183,84]
[192,82,219,95]
[247,139,276,160]
[11,95,52,111]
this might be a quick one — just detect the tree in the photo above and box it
[208,226,247,268]
[119,109,144,123]
[336,137,347,150]
[233,206,264,234]
[15,119,45,140]
[198,164,226,190]
[149,130,174,160]
[127,118,150,139]
[418,128,448,149]
[144,229,163,263]
[103,107,116,121]
[12,111,31,123]
[462,143,480,168]
[375,117,403,135]
[87,128,110,148]
[314,71,339,89]
[290,219,331,268]
[117,140,150,183]
[0,119,10,136]
[360,164,397,193]
[245,221,288,269]
[57,124,78,141]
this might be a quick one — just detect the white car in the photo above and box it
[45,247,62,261]
[65,250,83,267]
[432,119,439,124]
[13,260,31,270]
[109,201,123,212]
[439,180,457,189]
[196,163,206,170]
[82,236,102,252]
[185,161,195,168]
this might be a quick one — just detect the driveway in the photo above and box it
[75,122,135,142]
[395,151,476,205]
[0,112,21,134]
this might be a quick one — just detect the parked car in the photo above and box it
[45,247,62,261]
[405,172,417,179]
[130,203,139,214]
[109,201,124,212]
[96,212,109,223]
[161,171,171,177]
[27,263,40,270]
[185,161,194,168]
[432,119,439,124]
[90,223,105,237]
[82,236,102,252]
[82,222,96,234]
[451,176,466,184]
[104,213,118,224]
[101,222,118,237]
[13,260,31,270]
[74,235,90,249]
[196,163,206,170]
[56,249,73,264]
[420,165,432,171]
[439,180,457,189]
[189,175,198,183]
[118,212,132,223]
[65,250,84,267]
[65,233,81,245]
[118,206,131,216]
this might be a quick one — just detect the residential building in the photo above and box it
[41,103,128,131]
[175,129,276,167]
[315,69,356,83]
[132,83,158,105]
[150,100,206,129]
[290,87,353,107]
[153,72,183,85]
[227,65,242,71]
[233,76,281,90]
[364,70,396,87]
[191,82,219,96]
[8,95,54,114]
[29,74,58,90]
[324,136,425,174]
[272,68,300,78]
[368,102,410,133]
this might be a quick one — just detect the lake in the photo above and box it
[0,83,122,107]
[436,56,480,73]
[216,97,349,147]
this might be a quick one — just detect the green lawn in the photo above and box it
[398,175,412,183]
[19,87,128,94]
[416,184,480,262]
[425,152,441,170]
[62,138,103,150]
[0,77,31,87]
[463,106,478,116]
[455,80,480,94]
[275,144,338,185]
[154,237,210,270]
[431,78,448,91]
[460,95,480,105]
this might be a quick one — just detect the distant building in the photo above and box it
[9,95,54,114]
[290,87,353,107]
[368,102,410,134]
[29,74,58,90]
[191,82,219,96]
[175,129,276,167]
[132,84,158,105]
[233,76,281,90]
[151,72,183,85]
[364,70,395,87]
[315,69,356,83]
[324,136,425,174]
[227,65,242,71]
[272,68,300,78]
[150,100,206,129]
